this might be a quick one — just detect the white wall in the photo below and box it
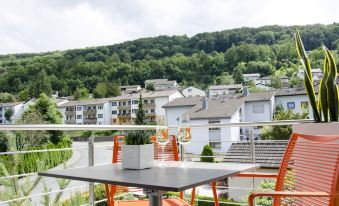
[187,119,209,154]
[244,101,272,122]
[182,87,206,97]
[275,95,312,118]
[165,106,193,135]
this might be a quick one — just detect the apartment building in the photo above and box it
[58,98,112,125]
[209,84,243,96]
[145,79,178,91]
[110,89,183,125]
[243,73,260,82]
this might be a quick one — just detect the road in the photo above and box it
[0,141,113,205]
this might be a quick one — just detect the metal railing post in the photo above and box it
[250,127,255,191]
[88,134,95,206]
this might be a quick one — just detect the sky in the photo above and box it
[0,0,338,54]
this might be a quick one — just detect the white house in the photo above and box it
[209,84,243,97]
[110,89,183,125]
[243,73,260,82]
[255,76,271,86]
[120,85,141,94]
[275,87,314,119]
[182,86,206,97]
[297,68,323,81]
[145,79,178,91]
[163,97,243,154]
[0,102,25,124]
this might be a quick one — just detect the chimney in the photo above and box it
[243,87,249,97]
[203,91,209,109]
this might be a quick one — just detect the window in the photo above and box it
[252,105,264,113]
[151,109,155,113]
[287,102,295,109]
[301,101,309,109]
[76,107,82,111]
[209,142,221,149]
[144,100,148,104]
[93,106,96,110]
[132,100,138,104]
[122,101,126,106]
[112,110,117,114]
[132,109,138,113]
[98,114,103,118]
[98,105,103,109]
[122,110,126,114]
[77,115,82,119]
[112,102,117,106]
[113,119,117,123]
[188,88,192,92]
[150,99,155,104]
[0,107,2,111]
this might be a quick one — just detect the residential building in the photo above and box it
[209,84,243,96]
[58,98,112,125]
[182,86,206,97]
[110,89,183,125]
[163,91,275,153]
[255,76,271,86]
[275,87,315,119]
[145,79,178,91]
[297,68,323,81]
[120,85,141,94]
[163,97,243,153]
[0,102,25,124]
[243,73,260,82]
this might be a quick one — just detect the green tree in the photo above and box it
[200,145,214,162]
[28,70,53,97]
[269,76,282,89]
[18,90,29,101]
[233,63,245,84]
[146,83,155,91]
[135,93,146,125]
[22,94,69,144]
[261,106,309,140]
[215,72,234,85]
[0,93,16,103]
[74,87,89,100]
[4,108,13,123]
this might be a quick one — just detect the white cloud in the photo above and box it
[0,0,338,54]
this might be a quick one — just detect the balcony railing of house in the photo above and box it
[0,120,315,206]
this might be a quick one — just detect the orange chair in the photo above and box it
[236,133,339,206]
[104,135,219,206]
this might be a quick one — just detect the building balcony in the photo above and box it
[145,112,156,117]
[83,118,97,123]
[143,103,155,108]
[65,119,76,124]
[65,110,76,116]
[117,105,130,110]
[118,113,131,118]
[83,110,97,115]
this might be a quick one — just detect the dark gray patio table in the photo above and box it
[39,161,259,206]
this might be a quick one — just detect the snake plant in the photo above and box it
[124,130,152,145]
[295,31,339,122]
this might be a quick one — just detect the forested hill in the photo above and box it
[0,23,338,100]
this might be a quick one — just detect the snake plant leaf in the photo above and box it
[318,56,329,121]
[294,31,321,121]
[323,46,339,121]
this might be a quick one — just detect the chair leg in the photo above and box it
[211,181,219,206]
[104,184,116,206]
[180,191,184,200]
[190,187,196,206]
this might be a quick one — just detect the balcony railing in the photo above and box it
[0,120,315,205]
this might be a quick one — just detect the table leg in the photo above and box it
[144,189,163,206]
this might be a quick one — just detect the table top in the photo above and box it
[38,161,259,192]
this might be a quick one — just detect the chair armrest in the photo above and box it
[248,191,339,206]
[235,172,278,178]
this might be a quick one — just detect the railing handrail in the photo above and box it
[0,119,313,131]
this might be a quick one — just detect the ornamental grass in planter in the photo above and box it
[293,31,339,134]
[121,131,154,170]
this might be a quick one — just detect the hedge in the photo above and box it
[0,139,72,176]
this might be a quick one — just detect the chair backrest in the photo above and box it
[112,135,179,164]
[274,133,339,206]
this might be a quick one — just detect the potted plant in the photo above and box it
[121,130,154,169]
[293,31,339,135]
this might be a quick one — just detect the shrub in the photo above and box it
[200,145,214,162]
